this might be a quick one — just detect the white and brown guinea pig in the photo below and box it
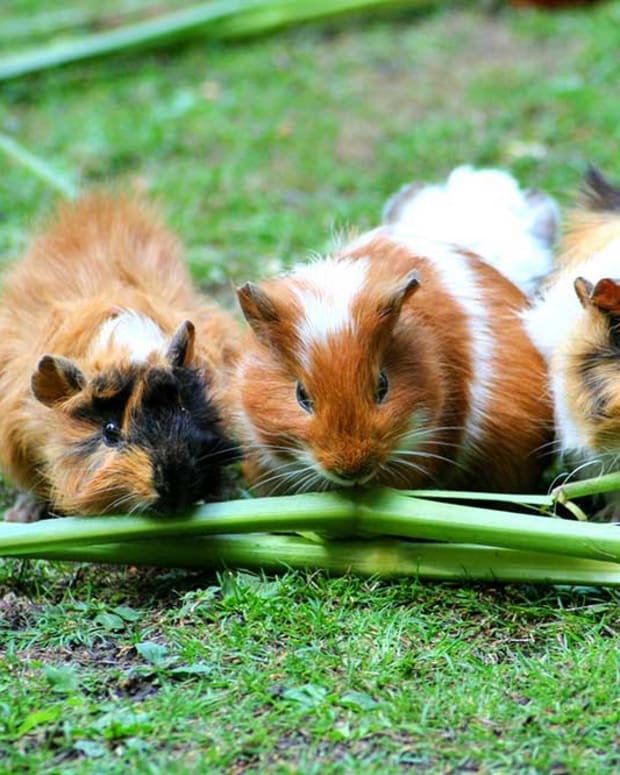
[233,166,558,495]
[523,167,620,501]
[0,193,241,521]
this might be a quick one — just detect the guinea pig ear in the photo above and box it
[166,320,195,368]
[31,355,86,407]
[575,276,620,315]
[236,282,280,339]
[378,271,421,320]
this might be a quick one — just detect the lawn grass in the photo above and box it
[2,1,620,771]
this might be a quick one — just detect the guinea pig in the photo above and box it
[0,193,241,521]
[523,166,620,509]
[232,166,556,496]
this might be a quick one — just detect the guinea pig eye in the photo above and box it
[102,421,121,446]
[295,381,314,414]
[375,371,389,404]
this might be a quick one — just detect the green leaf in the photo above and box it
[135,641,169,666]
[73,740,107,758]
[93,710,152,740]
[340,690,378,711]
[282,683,328,709]
[113,605,142,622]
[17,706,63,736]
[169,663,212,677]
[43,665,80,693]
[94,612,125,631]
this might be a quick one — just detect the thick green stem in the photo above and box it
[402,490,553,508]
[0,492,354,556]
[552,470,620,503]
[0,0,418,82]
[18,534,620,587]
[356,490,620,564]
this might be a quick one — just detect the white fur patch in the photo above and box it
[549,359,589,454]
[92,310,166,363]
[384,165,557,295]
[523,236,620,454]
[291,257,369,366]
[387,232,495,461]
[523,238,620,360]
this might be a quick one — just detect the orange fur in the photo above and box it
[558,211,620,270]
[0,194,241,517]
[233,233,552,495]
[522,168,620,498]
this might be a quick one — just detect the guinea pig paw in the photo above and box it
[4,492,48,523]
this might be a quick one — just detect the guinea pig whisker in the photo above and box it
[385,457,430,480]
[533,437,564,455]
[548,458,606,495]
[395,424,465,443]
[378,461,410,487]
[251,461,311,495]
[292,471,322,495]
[393,449,464,470]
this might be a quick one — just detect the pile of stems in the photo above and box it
[1,475,620,586]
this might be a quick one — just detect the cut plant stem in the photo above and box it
[0,492,355,556]
[355,489,620,564]
[18,534,620,587]
[552,470,620,503]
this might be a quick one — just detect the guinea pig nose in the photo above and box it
[334,462,376,483]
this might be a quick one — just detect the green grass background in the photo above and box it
[1,1,620,772]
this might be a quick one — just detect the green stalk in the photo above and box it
[403,490,553,507]
[18,534,620,587]
[0,492,354,556]
[552,470,620,503]
[0,133,77,199]
[208,0,414,39]
[0,0,419,82]
[0,0,265,81]
[356,489,620,564]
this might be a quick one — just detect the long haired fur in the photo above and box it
[0,194,241,519]
[523,167,620,486]
[233,212,553,496]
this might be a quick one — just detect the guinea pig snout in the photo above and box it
[153,457,208,514]
[320,455,378,487]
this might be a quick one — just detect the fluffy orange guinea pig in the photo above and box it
[232,166,557,495]
[0,194,241,521]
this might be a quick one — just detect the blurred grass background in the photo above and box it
[1,2,620,772]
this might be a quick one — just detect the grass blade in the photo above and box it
[0,132,77,198]
[17,534,620,587]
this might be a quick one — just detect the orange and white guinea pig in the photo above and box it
[0,193,241,521]
[523,167,620,502]
[232,166,557,495]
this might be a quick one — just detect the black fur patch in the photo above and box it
[583,166,620,213]
[578,349,620,418]
[134,366,239,514]
[65,364,239,513]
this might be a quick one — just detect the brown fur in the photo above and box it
[233,233,552,495]
[0,194,241,518]
[524,168,620,480]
